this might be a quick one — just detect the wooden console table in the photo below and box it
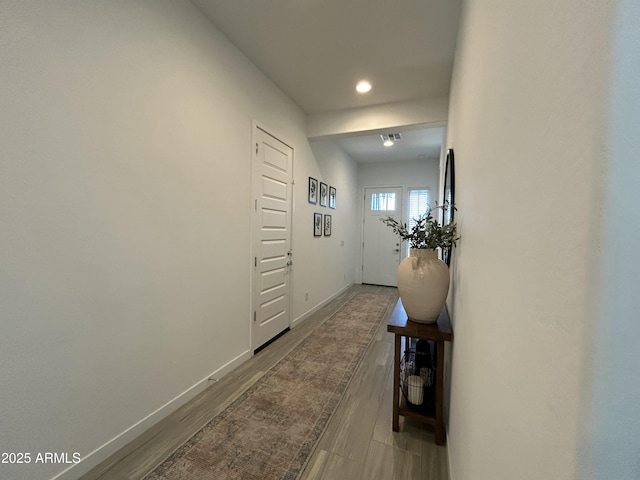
[387,299,453,445]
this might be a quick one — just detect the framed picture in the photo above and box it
[324,214,332,236]
[308,177,318,204]
[329,186,336,209]
[314,212,322,237]
[319,182,328,207]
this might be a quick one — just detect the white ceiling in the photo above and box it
[327,125,445,163]
[191,0,461,162]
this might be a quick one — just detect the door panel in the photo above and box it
[362,187,403,286]
[261,266,286,292]
[261,208,287,228]
[252,127,293,350]
[260,295,286,324]
[262,176,287,199]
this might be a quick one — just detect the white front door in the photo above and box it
[362,187,403,286]
[251,127,293,351]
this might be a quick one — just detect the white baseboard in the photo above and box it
[291,284,352,328]
[51,349,252,480]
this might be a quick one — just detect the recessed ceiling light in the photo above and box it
[356,81,372,93]
[383,140,394,147]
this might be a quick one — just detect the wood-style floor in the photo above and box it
[80,284,449,480]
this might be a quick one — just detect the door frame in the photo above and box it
[359,185,405,286]
[250,121,295,352]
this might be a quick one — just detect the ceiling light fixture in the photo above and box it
[383,140,394,147]
[356,81,372,93]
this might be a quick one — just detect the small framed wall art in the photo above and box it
[329,186,336,209]
[308,177,318,204]
[314,212,322,237]
[324,214,332,236]
[319,182,328,207]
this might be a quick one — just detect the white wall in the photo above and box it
[0,2,355,479]
[357,157,440,196]
[445,1,619,479]
[294,141,359,320]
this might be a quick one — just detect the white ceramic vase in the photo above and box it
[397,248,450,324]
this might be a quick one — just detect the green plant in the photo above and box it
[380,204,459,250]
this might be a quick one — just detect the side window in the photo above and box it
[406,189,430,255]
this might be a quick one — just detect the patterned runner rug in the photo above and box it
[144,292,393,480]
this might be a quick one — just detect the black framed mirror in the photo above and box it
[442,148,455,266]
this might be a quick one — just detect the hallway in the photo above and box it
[81,285,448,480]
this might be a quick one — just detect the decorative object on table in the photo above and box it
[442,149,456,266]
[381,203,459,323]
[406,375,424,405]
[323,214,332,236]
[400,339,433,408]
[329,186,336,209]
[313,212,322,237]
[415,339,434,388]
[399,339,434,409]
[319,182,328,207]
[308,177,318,204]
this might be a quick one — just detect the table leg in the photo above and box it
[392,333,401,432]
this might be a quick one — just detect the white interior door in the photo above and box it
[362,187,403,286]
[251,127,293,351]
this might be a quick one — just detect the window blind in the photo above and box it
[406,189,430,255]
